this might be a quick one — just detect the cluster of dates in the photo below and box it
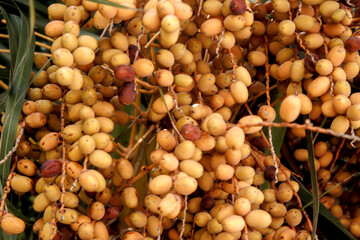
[0,0,360,238]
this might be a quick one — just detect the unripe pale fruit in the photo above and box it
[200,18,223,37]
[315,59,333,76]
[78,222,94,240]
[160,153,179,172]
[245,210,272,228]
[61,33,78,52]
[122,187,138,209]
[132,59,154,77]
[230,81,249,103]
[290,60,305,82]
[222,215,245,233]
[346,103,360,121]
[79,171,99,192]
[116,158,134,180]
[174,74,193,88]
[248,51,266,66]
[161,15,180,33]
[158,193,181,217]
[179,160,203,178]
[215,164,234,181]
[293,15,315,31]
[56,67,74,86]
[174,175,198,195]
[207,117,227,136]
[17,159,37,177]
[279,95,301,122]
[52,48,74,67]
[43,183,61,202]
[327,45,346,67]
[56,208,78,224]
[285,208,302,226]
[1,215,26,235]
[153,94,175,114]
[175,140,195,160]
[78,135,96,155]
[258,105,276,122]
[330,115,349,133]
[149,175,173,195]
[278,20,295,36]
[10,174,33,193]
[225,126,245,149]
[45,20,64,38]
[234,197,251,216]
[72,47,95,66]
[130,211,147,228]
[238,115,263,134]
[89,150,112,169]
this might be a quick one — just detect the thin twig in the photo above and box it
[135,78,158,91]
[0,80,8,90]
[237,121,360,142]
[329,138,345,173]
[0,157,18,218]
[0,122,24,166]
[246,84,277,103]
[59,92,68,214]
[128,86,142,148]
[0,49,52,57]
[34,32,54,42]
[179,195,188,240]
[125,125,155,159]
[334,148,360,178]
[116,164,156,192]
[144,31,160,48]
[0,34,51,50]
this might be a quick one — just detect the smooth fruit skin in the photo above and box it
[245,209,272,228]
[114,65,135,82]
[118,82,136,105]
[230,0,247,14]
[279,95,301,122]
[1,215,26,235]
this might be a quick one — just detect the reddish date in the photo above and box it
[128,45,143,64]
[230,0,247,15]
[346,36,360,52]
[201,194,215,210]
[264,165,277,181]
[102,207,120,221]
[181,124,202,141]
[118,82,136,105]
[114,65,135,82]
[303,53,319,74]
[40,159,62,178]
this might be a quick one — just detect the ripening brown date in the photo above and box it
[303,53,319,73]
[118,82,136,105]
[128,44,143,64]
[39,159,62,178]
[114,65,135,82]
[181,124,202,141]
[230,0,247,15]
[345,36,360,52]
[264,165,276,181]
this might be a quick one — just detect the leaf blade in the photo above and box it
[297,186,356,240]
[305,128,319,240]
[87,0,139,9]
